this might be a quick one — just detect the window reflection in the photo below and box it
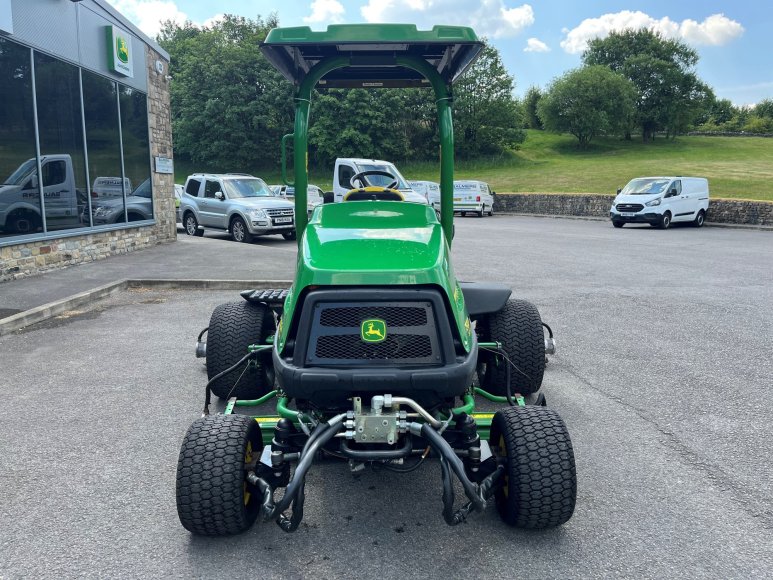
[34,52,89,232]
[119,86,153,221]
[0,39,40,237]
[82,70,124,226]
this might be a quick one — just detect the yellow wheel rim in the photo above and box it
[243,440,254,506]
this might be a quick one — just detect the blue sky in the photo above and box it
[108,0,771,106]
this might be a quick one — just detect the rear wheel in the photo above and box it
[184,212,204,237]
[176,414,262,536]
[490,406,576,529]
[231,216,253,243]
[478,299,545,396]
[659,211,672,230]
[477,207,484,217]
[206,301,275,399]
[693,210,705,227]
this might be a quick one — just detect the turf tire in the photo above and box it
[176,414,262,536]
[478,299,546,396]
[490,406,576,528]
[206,301,275,399]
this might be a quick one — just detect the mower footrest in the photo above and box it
[241,288,289,307]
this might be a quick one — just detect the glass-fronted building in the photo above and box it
[0,0,174,280]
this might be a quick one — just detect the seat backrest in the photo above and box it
[343,187,405,202]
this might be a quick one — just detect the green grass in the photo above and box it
[173,131,773,202]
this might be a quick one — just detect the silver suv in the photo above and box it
[180,174,296,242]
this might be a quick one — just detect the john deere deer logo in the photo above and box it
[361,319,387,343]
[116,36,129,64]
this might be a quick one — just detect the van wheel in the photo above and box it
[184,213,204,237]
[8,211,40,234]
[612,221,624,228]
[693,210,705,228]
[231,217,253,243]
[282,231,296,241]
[488,206,494,217]
[477,207,484,217]
[658,212,672,230]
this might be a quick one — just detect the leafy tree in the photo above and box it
[537,65,636,147]
[583,29,711,141]
[754,98,773,119]
[523,86,543,129]
[452,44,526,157]
[158,14,294,170]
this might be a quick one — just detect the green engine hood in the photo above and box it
[276,201,472,352]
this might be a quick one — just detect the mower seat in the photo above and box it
[343,187,405,202]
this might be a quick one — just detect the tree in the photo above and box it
[452,43,526,157]
[158,14,294,170]
[537,66,636,147]
[523,86,543,129]
[583,29,711,141]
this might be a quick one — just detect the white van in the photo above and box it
[333,158,426,204]
[453,180,494,217]
[610,177,709,229]
[408,180,441,209]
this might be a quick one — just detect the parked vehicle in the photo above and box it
[87,177,153,225]
[0,154,86,234]
[408,180,441,209]
[179,173,295,242]
[453,180,494,217]
[610,177,710,229]
[270,183,324,216]
[92,176,132,199]
[333,158,426,204]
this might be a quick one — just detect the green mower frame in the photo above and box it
[176,24,575,536]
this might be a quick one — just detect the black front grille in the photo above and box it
[616,203,644,212]
[320,306,427,327]
[316,334,433,360]
[303,299,441,366]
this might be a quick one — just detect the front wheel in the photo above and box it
[176,415,263,536]
[612,221,624,228]
[231,216,253,243]
[282,231,297,241]
[490,406,576,528]
[659,211,672,230]
[184,212,204,237]
[488,205,494,217]
[693,210,705,228]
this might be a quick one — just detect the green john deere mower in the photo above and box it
[176,24,575,535]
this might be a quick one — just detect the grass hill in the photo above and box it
[175,131,773,202]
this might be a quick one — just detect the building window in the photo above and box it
[0,37,154,245]
[119,86,153,222]
[0,38,39,238]
[34,51,89,233]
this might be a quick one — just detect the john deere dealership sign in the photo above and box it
[106,25,133,78]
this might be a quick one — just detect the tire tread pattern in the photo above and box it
[176,414,261,536]
[206,302,274,399]
[491,406,576,528]
[480,299,545,396]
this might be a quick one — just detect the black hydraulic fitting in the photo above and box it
[272,418,298,454]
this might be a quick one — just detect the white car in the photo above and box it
[270,184,324,216]
[408,180,441,209]
[453,180,495,217]
[610,177,709,229]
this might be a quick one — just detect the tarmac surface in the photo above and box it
[1,216,772,578]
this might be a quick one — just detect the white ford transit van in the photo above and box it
[408,180,440,209]
[453,180,494,217]
[610,177,709,229]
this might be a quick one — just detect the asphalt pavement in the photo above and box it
[1,216,772,579]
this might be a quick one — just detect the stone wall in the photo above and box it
[0,47,174,283]
[493,193,773,226]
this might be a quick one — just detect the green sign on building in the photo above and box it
[106,25,133,78]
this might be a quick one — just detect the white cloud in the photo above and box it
[560,10,744,54]
[361,0,534,39]
[524,37,549,52]
[304,0,345,25]
[106,0,188,37]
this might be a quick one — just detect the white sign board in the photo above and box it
[155,157,174,174]
[106,25,134,78]
[0,0,13,34]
